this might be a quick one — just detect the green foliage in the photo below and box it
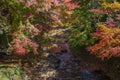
[0,64,27,80]
[68,24,96,52]
[68,0,98,52]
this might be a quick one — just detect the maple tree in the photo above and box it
[88,23,120,59]
[68,0,120,60]
[87,0,120,59]
[0,0,78,55]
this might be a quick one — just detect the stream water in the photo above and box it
[31,27,112,80]
[0,27,114,80]
[30,50,112,80]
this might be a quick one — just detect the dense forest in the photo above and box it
[0,0,120,80]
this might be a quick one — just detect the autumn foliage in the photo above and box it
[0,0,78,55]
[87,1,120,59]
[2,0,120,60]
[67,0,120,59]
[88,23,120,59]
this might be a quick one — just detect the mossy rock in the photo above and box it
[0,64,27,80]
